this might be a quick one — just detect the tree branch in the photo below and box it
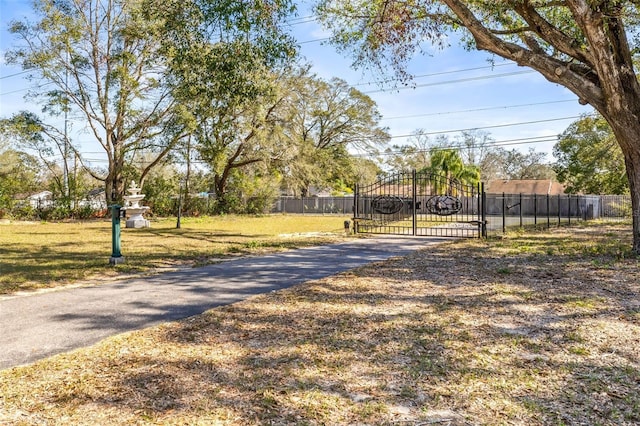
[489,26,532,35]
[565,0,640,111]
[512,1,595,68]
[442,0,605,111]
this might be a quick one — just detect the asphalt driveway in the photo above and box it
[0,236,445,370]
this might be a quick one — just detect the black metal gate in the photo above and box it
[353,170,486,238]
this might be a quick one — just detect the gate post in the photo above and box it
[547,193,551,229]
[558,194,561,226]
[353,183,359,234]
[502,192,506,234]
[519,193,523,228]
[481,182,487,238]
[412,169,417,236]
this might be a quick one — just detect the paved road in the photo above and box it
[0,236,445,370]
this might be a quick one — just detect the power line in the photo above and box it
[68,116,573,150]
[31,113,579,161]
[296,44,525,101]
[80,135,561,164]
[390,115,579,139]
[286,15,317,26]
[51,135,560,165]
[0,64,534,100]
[363,70,537,94]
[381,99,577,121]
[0,82,55,97]
[0,35,529,101]
[298,37,331,45]
[0,70,31,80]
[436,135,558,151]
[365,135,560,158]
[352,62,516,88]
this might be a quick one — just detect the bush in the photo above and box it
[11,204,38,220]
[232,173,279,214]
[607,201,632,218]
[146,196,177,217]
[38,205,72,221]
[244,195,276,214]
[183,196,211,216]
[72,204,99,220]
[211,193,242,215]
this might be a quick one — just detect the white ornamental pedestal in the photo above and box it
[122,181,150,228]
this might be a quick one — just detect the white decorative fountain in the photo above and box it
[122,181,150,228]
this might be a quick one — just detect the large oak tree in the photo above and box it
[316,0,640,253]
[280,72,390,196]
[145,0,296,211]
[6,0,183,203]
[6,0,296,203]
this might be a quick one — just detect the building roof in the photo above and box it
[486,179,565,195]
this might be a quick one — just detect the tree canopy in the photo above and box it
[7,0,180,202]
[0,148,41,212]
[183,65,390,206]
[5,0,298,203]
[423,148,480,188]
[383,130,552,182]
[279,71,390,196]
[554,114,628,194]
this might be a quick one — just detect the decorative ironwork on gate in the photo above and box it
[353,170,486,238]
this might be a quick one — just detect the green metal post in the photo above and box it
[109,204,125,265]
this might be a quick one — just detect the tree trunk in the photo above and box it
[105,154,125,205]
[625,156,640,254]
[213,174,230,213]
[105,171,124,205]
[214,173,227,199]
[602,116,640,254]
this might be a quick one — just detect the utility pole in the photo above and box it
[63,50,70,206]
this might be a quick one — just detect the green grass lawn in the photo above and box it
[0,215,351,294]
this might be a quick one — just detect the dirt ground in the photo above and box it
[1,222,639,425]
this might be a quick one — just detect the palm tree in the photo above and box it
[422,149,480,195]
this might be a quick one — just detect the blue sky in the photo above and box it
[1,0,595,165]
